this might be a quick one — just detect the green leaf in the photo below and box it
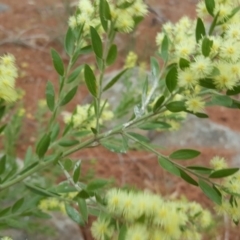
[103,69,128,91]
[63,158,73,171]
[179,58,190,70]
[87,179,109,191]
[58,139,79,147]
[76,190,92,199]
[209,168,239,178]
[199,78,216,89]
[45,81,55,111]
[139,121,171,130]
[33,211,52,219]
[127,132,150,143]
[226,85,240,96]
[24,146,33,167]
[73,161,81,183]
[60,86,78,106]
[0,124,7,134]
[84,64,97,97]
[50,123,60,142]
[118,225,127,240]
[36,133,51,159]
[90,26,103,59]
[25,183,59,197]
[11,198,24,213]
[185,110,209,118]
[72,45,92,65]
[101,137,128,153]
[199,180,222,205]
[51,48,64,76]
[153,95,165,113]
[151,57,160,77]
[166,101,186,112]
[196,18,206,42]
[96,56,104,71]
[202,37,213,57]
[74,130,91,137]
[65,203,84,225]
[67,65,83,83]
[161,34,169,61]
[158,157,180,177]
[99,0,111,31]
[0,207,11,217]
[133,16,144,27]
[118,1,135,9]
[210,67,220,77]
[187,166,213,175]
[170,149,201,160]
[210,95,233,107]
[91,127,98,135]
[19,161,39,175]
[78,198,88,223]
[205,0,215,16]
[65,27,75,56]
[0,105,5,120]
[0,155,6,175]
[179,169,198,186]
[166,66,178,93]
[106,44,117,65]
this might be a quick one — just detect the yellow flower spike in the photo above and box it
[18,108,26,117]
[1,237,13,240]
[190,56,213,78]
[210,156,228,170]
[91,218,114,240]
[185,96,205,113]
[126,224,149,240]
[124,51,138,69]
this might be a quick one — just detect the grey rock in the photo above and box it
[1,213,85,240]
[152,115,240,150]
[0,3,10,13]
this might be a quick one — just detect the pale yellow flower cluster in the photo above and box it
[208,156,240,223]
[110,0,148,33]
[0,54,18,103]
[68,0,104,37]
[155,1,240,114]
[124,51,138,69]
[91,189,212,240]
[0,237,13,240]
[38,197,66,214]
[63,101,114,130]
[38,192,77,214]
[68,0,148,34]
[162,94,187,131]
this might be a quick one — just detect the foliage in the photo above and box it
[1,0,240,239]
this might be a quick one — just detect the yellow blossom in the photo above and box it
[210,156,228,170]
[185,97,205,113]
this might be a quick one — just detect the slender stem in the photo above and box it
[124,132,222,188]
[96,25,116,134]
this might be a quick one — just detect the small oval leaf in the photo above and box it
[51,48,64,76]
[84,64,97,98]
[170,149,201,160]
[106,44,117,66]
[166,66,178,93]
[60,86,78,106]
[209,168,239,178]
[45,81,55,112]
[36,134,51,159]
[158,157,180,177]
[199,180,222,205]
[90,26,103,59]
